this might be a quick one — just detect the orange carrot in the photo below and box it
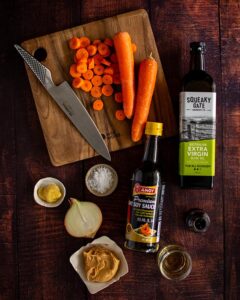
[131,56,158,142]
[132,43,137,53]
[115,109,126,121]
[69,64,81,78]
[82,69,94,80]
[114,92,123,103]
[102,84,113,96]
[102,74,113,85]
[92,39,101,45]
[104,38,113,47]
[91,86,102,98]
[72,77,83,89]
[110,53,118,63]
[87,44,97,56]
[69,37,80,50]
[98,43,111,57]
[81,80,92,92]
[93,54,103,65]
[93,99,104,111]
[93,65,104,75]
[79,36,91,48]
[76,62,87,74]
[101,58,111,67]
[75,48,89,61]
[113,32,135,119]
[87,57,95,69]
[104,67,114,75]
[91,75,103,87]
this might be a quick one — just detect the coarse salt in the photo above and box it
[87,166,114,194]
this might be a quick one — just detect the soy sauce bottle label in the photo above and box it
[125,183,161,244]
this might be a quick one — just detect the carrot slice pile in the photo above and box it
[68,34,137,116]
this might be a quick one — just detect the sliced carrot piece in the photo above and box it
[104,38,113,47]
[72,77,83,89]
[81,80,92,92]
[92,39,101,45]
[110,53,118,63]
[93,54,103,65]
[91,86,102,98]
[132,43,137,53]
[102,74,113,85]
[69,37,80,50]
[87,44,97,56]
[75,48,89,61]
[82,69,94,80]
[101,58,111,67]
[76,62,87,73]
[91,75,103,87]
[69,64,81,78]
[113,73,121,84]
[98,43,111,57]
[93,99,104,111]
[104,67,114,75]
[114,92,123,103]
[79,36,91,48]
[93,65,104,75]
[102,84,113,96]
[87,57,95,69]
[115,109,126,121]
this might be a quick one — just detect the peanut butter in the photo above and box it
[83,246,120,282]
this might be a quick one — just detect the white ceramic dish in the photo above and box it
[85,164,118,197]
[33,177,66,208]
[69,236,128,294]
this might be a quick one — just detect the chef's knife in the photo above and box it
[14,44,111,161]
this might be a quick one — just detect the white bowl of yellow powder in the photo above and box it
[34,177,66,208]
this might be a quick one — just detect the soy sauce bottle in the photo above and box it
[125,122,164,253]
[179,42,216,188]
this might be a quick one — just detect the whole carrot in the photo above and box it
[113,32,135,119]
[131,55,158,142]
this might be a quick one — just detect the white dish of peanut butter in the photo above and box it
[70,236,128,294]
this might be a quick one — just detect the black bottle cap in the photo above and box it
[190,42,206,53]
[186,209,210,233]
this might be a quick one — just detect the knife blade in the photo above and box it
[14,44,111,161]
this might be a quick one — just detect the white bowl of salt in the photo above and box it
[85,164,118,197]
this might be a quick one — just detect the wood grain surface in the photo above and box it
[21,9,176,166]
[0,0,239,300]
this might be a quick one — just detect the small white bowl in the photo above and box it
[33,177,66,208]
[70,236,128,294]
[85,164,118,197]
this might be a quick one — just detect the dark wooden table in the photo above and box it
[1,1,239,299]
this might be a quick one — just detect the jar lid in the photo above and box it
[145,122,163,136]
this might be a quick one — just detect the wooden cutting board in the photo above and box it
[22,9,177,166]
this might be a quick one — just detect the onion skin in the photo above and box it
[64,198,102,238]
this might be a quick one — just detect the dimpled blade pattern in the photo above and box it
[14,44,48,86]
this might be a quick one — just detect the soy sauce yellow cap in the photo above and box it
[145,122,163,136]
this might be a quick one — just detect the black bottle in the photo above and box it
[186,209,210,233]
[125,122,164,253]
[179,42,216,188]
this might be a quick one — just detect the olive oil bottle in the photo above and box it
[179,42,216,188]
[125,122,164,253]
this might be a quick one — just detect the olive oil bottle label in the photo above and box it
[179,91,216,176]
[125,183,162,244]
